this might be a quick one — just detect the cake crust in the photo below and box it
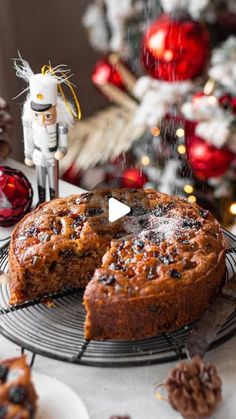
[8,189,225,340]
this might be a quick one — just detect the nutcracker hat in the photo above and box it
[30,73,58,112]
[13,54,81,119]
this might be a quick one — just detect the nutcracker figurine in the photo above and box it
[13,57,81,204]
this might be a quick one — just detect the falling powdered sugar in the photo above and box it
[123,214,184,242]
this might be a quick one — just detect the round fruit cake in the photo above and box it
[8,189,225,340]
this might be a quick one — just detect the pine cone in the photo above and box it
[0,96,13,159]
[165,357,222,419]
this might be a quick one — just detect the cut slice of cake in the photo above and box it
[0,356,38,418]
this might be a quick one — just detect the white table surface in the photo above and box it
[0,159,236,419]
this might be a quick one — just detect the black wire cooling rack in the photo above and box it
[0,229,236,368]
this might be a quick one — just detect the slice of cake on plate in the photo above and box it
[0,356,38,418]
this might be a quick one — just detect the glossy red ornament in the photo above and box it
[62,164,81,186]
[186,135,234,180]
[92,58,125,89]
[121,168,148,188]
[230,97,236,115]
[217,95,236,114]
[0,166,33,227]
[141,13,209,81]
[219,93,232,110]
[192,91,206,105]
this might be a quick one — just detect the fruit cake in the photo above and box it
[0,356,38,418]
[8,189,225,340]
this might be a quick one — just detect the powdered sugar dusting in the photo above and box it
[123,214,184,240]
[140,216,183,241]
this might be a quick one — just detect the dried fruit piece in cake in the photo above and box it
[0,356,37,418]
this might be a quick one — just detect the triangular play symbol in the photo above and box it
[108,197,131,222]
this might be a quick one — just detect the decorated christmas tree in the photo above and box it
[60,0,236,230]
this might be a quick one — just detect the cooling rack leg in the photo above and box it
[21,347,37,367]
[72,339,90,362]
[164,333,185,360]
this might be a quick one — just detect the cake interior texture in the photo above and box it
[9,188,225,340]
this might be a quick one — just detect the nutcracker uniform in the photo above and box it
[14,57,81,204]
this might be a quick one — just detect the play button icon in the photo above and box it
[108,198,131,222]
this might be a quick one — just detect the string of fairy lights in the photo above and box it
[137,123,197,203]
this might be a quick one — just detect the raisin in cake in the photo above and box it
[0,356,37,418]
[8,189,225,340]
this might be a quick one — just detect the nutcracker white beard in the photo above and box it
[22,95,74,127]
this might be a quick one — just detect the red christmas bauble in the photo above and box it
[219,93,232,110]
[122,168,148,188]
[192,91,206,105]
[0,166,33,227]
[92,58,125,89]
[62,164,81,186]
[217,94,236,114]
[230,97,236,115]
[141,13,209,81]
[186,135,234,180]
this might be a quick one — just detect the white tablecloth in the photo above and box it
[0,160,236,419]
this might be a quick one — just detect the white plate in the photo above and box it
[33,373,90,419]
